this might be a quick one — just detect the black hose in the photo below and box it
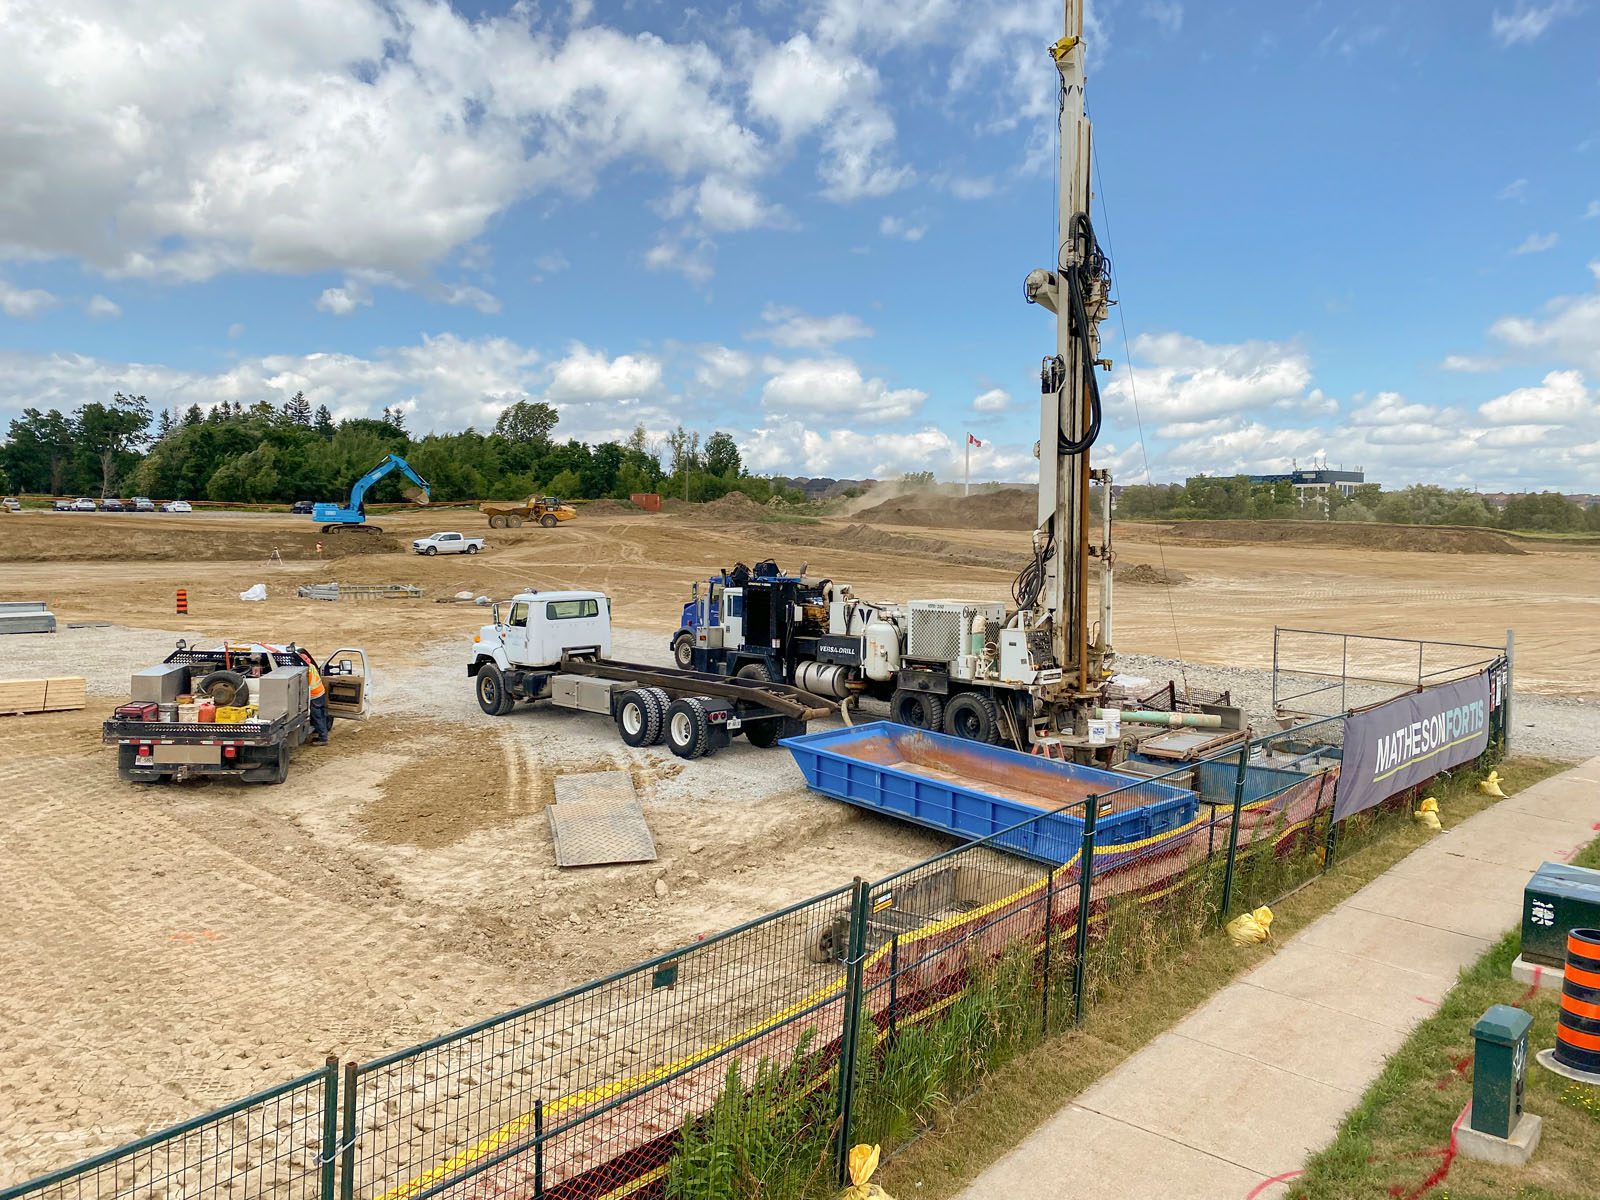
[1048,211,1109,456]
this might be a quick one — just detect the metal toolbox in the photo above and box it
[130,663,191,703]
[256,666,309,722]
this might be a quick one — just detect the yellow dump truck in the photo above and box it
[479,496,578,529]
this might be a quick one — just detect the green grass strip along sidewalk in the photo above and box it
[878,755,1572,1199]
[1290,833,1600,1200]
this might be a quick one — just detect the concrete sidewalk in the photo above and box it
[956,757,1600,1200]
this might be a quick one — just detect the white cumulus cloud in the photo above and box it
[760,358,925,422]
[1478,369,1592,424]
[1514,231,1559,254]
[85,295,122,319]
[749,305,874,350]
[0,279,59,318]
[1492,0,1583,44]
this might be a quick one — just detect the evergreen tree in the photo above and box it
[157,409,176,440]
[183,404,203,427]
[314,405,335,438]
[283,390,312,426]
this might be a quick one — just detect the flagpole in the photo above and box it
[964,436,971,497]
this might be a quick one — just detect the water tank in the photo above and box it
[863,619,902,683]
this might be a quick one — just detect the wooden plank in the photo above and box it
[0,676,87,716]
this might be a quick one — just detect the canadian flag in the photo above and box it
[967,433,982,447]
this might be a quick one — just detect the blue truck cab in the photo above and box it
[668,560,827,688]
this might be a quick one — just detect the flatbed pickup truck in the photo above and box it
[104,642,368,783]
[468,589,835,759]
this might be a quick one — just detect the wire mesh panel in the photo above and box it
[852,826,1064,1158]
[344,886,853,1200]
[0,1065,336,1200]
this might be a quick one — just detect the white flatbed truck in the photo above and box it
[468,589,835,759]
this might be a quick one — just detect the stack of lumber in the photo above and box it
[0,677,87,717]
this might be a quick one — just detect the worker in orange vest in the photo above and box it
[296,648,331,744]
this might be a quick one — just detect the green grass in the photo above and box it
[1291,830,1600,1199]
[761,513,823,525]
[874,755,1570,1200]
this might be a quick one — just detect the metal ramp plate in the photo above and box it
[548,771,657,867]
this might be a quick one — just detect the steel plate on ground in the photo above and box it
[549,771,657,867]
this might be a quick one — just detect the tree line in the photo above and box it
[0,393,802,508]
[1116,476,1600,534]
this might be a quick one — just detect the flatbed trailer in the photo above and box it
[471,647,837,759]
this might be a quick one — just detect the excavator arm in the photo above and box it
[311,454,431,531]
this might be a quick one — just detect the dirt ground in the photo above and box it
[2,503,1599,1183]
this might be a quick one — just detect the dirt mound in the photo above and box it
[581,499,638,516]
[856,487,1037,531]
[1119,563,1188,586]
[764,523,1021,573]
[0,517,401,562]
[1160,520,1526,556]
[681,490,768,521]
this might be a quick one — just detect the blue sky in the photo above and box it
[1,0,1597,489]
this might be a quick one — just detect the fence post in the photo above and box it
[320,1056,340,1200]
[1503,629,1514,757]
[1072,799,1098,1026]
[1219,741,1250,920]
[887,936,900,1045]
[534,1098,545,1199]
[833,878,870,1187]
[1040,869,1056,1033]
[339,1061,357,1200]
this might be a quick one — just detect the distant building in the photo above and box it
[1248,467,1364,504]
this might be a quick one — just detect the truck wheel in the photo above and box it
[488,515,505,529]
[424,545,438,556]
[508,515,525,529]
[246,744,291,784]
[642,688,672,744]
[734,662,772,685]
[476,663,517,716]
[196,669,250,707]
[616,689,661,748]
[540,514,558,528]
[672,634,695,670]
[943,692,1001,744]
[891,688,944,731]
[466,544,479,554]
[665,697,712,759]
[744,720,783,749]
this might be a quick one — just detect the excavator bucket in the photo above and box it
[404,486,429,505]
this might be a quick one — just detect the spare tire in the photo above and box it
[196,669,250,707]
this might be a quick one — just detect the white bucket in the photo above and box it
[1086,717,1109,746]
[1102,708,1122,739]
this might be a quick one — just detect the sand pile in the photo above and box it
[1162,520,1526,556]
[857,488,1037,531]
[1118,563,1188,586]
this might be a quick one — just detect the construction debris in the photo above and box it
[0,600,56,635]
[297,583,423,602]
[0,677,86,717]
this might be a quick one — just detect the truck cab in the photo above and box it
[472,590,613,673]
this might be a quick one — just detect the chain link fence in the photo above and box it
[5,654,1510,1200]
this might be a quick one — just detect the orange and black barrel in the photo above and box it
[176,588,189,616]
[1555,927,1600,1078]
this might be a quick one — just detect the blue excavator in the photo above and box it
[311,454,431,533]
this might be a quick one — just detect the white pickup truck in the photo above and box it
[412,531,484,556]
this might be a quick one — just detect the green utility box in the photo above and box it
[1521,862,1600,967]
[1471,1005,1533,1140]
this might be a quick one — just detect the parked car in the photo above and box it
[53,499,74,512]
[71,497,98,512]
[163,500,193,513]
[131,496,156,512]
[101,498,126,512]
[290,500,315,515]
[1,497,21,513]
[411,531,485,556]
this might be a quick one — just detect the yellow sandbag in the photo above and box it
[1413,796,1442,830]
[1478,770,1506,798]
[838,1144,895,1200]
[1226,906,1273,946]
